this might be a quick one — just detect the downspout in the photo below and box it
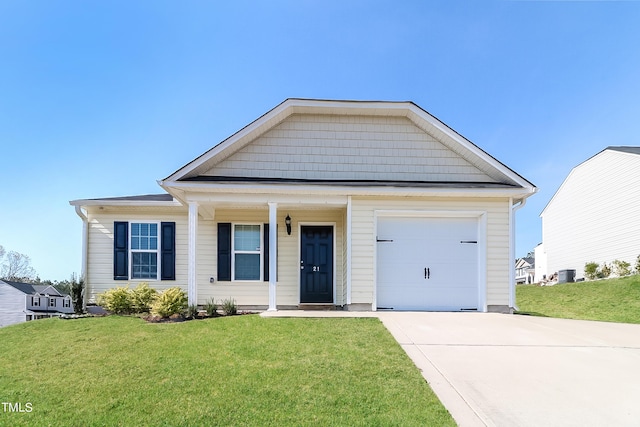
[74,205,89,307]
[510,197,527,312]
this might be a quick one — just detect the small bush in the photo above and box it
[131,283,158,313]
[97,286,133,314]
[186,304,199,319]
[613,260,632,277]
[221,298,237,316]
[151,287,188,318]
[205,298,218,317]
[636,255,640,275]
[584,262,599,280]
[599,262,612,279]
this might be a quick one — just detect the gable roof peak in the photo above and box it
[160,98,536,195]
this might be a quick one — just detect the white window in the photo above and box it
[31,296,40,307]
[63,298,71,308]
[130,223,159,280]
[49,298,56,307]
[233,224,262,281]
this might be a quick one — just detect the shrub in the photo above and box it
[205,298,218,317]
[186,304,199,319]
[97,286,133,314]
[636,255,640,275]
[71,276,85,314]
[131,283,157,313]
[613,260,632,277]
[221,298,237,316]
[599,262,612,279]
[151,287,188,318]
[584,262,599,280]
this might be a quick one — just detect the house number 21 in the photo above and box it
[312,266,320,272]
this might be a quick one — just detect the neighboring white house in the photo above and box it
[70,98,536,313]
[0,280,74,327]
[534,242,547,283]
[515,257,535,284]
[539,147,640,280]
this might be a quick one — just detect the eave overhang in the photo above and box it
[69,195,182,209]
[160,179,536,206]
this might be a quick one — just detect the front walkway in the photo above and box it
[262,310,640,427]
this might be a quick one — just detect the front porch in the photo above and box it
[183,193,352,310]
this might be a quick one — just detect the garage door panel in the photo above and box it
[377,216,479,311]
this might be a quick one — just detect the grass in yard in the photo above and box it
[516,275,640,324]
[0,315,454,427]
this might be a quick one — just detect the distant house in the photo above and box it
[515,257,535,284]
[539,147,640,280]
[70,99,536,313]
[0,280,74,327]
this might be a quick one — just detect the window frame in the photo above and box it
[129,221,161,281]
[31,295,40,307]
[231,223,263,282]
[63,297,71,308]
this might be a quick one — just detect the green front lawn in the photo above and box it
[0,315,454,426]
[516,275,640,324]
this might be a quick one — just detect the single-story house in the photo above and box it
[539,146,640,280]
[70,98,536,312]
[0,280,74,327]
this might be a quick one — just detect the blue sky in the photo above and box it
[1,1,639,281]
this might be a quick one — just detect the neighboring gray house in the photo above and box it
[515,257,535,284]
[539,147,640,280]
[0,280,74,327]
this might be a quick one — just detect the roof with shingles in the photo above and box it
[1,280,66,296]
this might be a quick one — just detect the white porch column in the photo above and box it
[346,196,352,305]
[268,202,278,311]
[188,202,198,306]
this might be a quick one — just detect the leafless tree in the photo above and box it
[0,246,37,282]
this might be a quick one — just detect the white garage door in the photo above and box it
[376,216,479,311]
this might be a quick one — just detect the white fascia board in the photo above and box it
[69,199,183,208]
[185,192,349,207]
[168,181,533,200]
[405,104,536,191]
[163,100,296,182]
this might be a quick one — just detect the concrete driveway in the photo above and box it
[378,312,640,427]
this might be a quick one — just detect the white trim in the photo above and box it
[373,210,488,312]
[188,202,198,305]
[128,221,161,281]
[510,198,527,310]
[169,181,533,199]
[70,199,182,208]
[298,222,337,305]
[346,196,352,306]
[184,191,349,206]
[268,203,278,311]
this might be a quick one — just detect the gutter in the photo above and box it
[509,197,528,311]
[73,205,89,287]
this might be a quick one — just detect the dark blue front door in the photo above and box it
[300,226,333,303]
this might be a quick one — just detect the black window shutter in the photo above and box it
[217,223,232,281]
[113,221,129,280]
[263,223,269,281]
[160,222,176,280]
